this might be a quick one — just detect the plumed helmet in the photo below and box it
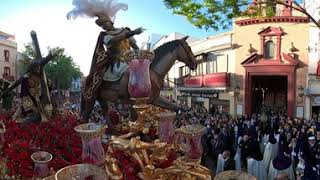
[95,14,113,27]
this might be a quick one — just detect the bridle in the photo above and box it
[179,40,195,68]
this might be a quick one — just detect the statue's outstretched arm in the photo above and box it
[107,27,143,45]
[128,37,139,50]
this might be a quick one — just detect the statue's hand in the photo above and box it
[132,27,144,35]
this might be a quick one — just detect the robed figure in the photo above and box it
[268,134,295,180]
[7,31,54,123]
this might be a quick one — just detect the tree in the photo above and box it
[45,47,83,90]
[17,43,34,75]
[163,0,320,30]
[20,44,83,90]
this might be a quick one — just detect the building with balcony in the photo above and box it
[0,31,17,82]
[304,0,320,120]
[174,32,235,111]
[233,0,310,118]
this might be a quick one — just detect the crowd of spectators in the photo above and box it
[175,103,320,180]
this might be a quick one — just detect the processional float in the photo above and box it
[58,49,212,180]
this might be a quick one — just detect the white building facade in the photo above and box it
[0,31,17,82]
[305,0,320,120]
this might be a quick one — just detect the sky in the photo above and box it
[0,0,222,75]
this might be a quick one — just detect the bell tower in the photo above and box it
[282,0,293,16]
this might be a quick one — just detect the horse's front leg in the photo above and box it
[97,98,113,128]
[151,95,180,112]
[119,70,129,99]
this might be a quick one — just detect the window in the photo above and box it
[4,67,10,76]
[216,55,227,73]
[196,62,203,76]
[179,66,191,78]
[207,59,216,74]
[185,67,190,76]
[4,50,9,62]
[179,66,184,78]
[264,41,275,59]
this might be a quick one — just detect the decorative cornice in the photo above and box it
[258,26,283,36]
[241,53,258,65]
[235,16,309,26]
[241,53,300,67]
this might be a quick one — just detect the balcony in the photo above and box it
[178,72,230,89]
[2,74,14,82]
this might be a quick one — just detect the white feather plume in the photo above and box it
[66,0,128,21]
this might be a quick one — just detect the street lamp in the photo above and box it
[298,85,304,102]
[234,86,240,100]
[234,86,240,119]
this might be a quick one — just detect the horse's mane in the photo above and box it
[151,39,182,69]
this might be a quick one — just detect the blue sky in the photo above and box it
[0,0,222,74]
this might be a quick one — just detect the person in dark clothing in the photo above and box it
[223,150,235,171]
[209,104,215,116]
[302,135,319,180]
[210,129,224,162]
[221,127,233,150]
[239,134,252,168]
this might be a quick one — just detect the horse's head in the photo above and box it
[177,36,197,70]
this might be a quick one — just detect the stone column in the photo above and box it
[204,98,209,110]
[230,95,236,118]
[260,36,265,54]
[187,96,192,108]
[305,95,311,121]
[276,36,281,62]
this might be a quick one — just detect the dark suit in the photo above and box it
[239,139,252,168]
[210,138,224,160]
[224,158,236,171]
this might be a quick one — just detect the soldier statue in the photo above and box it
[80,14,143,121]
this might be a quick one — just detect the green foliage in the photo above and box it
[18,43,33,75]
[21,44,83,90]
[266,5,276,17]
[265,0,276,17]
[162,0,313,30]
[163,0,249,30]
[22,42,36,59]
[45,47,83,90]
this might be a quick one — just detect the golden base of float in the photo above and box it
[116,97,159,139]
[104,97,212,180]
[214,170,257,180]
[39,97,212,180]
[55,164,108,180]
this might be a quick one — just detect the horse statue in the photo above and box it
[95,37,197,119]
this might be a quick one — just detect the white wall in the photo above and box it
[305,0,320,120]
[191,32,233,55]
[306,0,320,74]
[153,32,198,49]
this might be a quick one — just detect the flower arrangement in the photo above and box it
[109,149,141,180]
[1,114,83,178]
